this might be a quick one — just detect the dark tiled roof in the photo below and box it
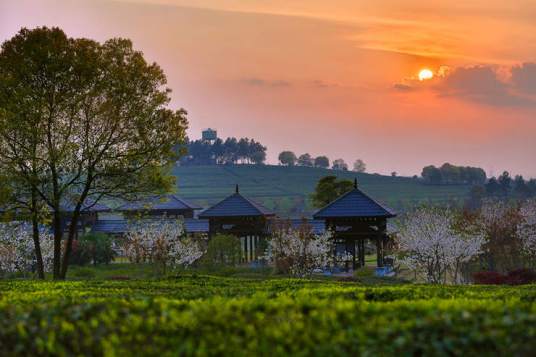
[198,192,274,218]
[92,218,209,234]
[118,194,202,212]
[60,199,110,213]
[313,188,396,219]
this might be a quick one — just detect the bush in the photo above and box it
[0,278,535,355]
[473,269,536,285]
[506,269,536,285]
[70,233,116,266]
[473,271,507,285]
[201,234,242,268]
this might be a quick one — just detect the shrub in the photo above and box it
[506,269,536,285]
[473,271,506,285]
[201,234,242,268]
[473,269,536,285]
[0,279,535,355]
[70,233,116,266]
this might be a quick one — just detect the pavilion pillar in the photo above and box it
[376,238,384,267]
[359,239,365,267]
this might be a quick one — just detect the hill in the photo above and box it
[172,165,471,216]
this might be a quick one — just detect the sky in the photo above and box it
[1,0,536,177]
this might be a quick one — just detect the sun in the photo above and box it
[418,68,434,81]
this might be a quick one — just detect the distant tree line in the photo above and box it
[181,137,267,165]
[465,171,536,210]
[278,151,366,172]
[421,163,487,185]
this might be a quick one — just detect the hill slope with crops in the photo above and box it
[172,165,471,216]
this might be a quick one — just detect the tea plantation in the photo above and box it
[1,276,535,356]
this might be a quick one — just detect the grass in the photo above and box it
[172,164,471,216]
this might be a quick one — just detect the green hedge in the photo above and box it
[0,277,535,356]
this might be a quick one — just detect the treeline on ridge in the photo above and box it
[180,137,267,165]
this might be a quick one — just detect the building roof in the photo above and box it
[117,194,202,212]
[60,199,111,213]
[92,218,209,234]
[198,185,275,218]
[313,180,396,219]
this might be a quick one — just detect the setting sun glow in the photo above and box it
[418,68,434,81]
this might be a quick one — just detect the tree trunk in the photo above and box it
[52,209,63,280]
[31,189,45,279]
[59,209,82,279]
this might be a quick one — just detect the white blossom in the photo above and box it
[265,222,333,277]
[0,222,54,275]
[397,207,486,284]
[124,217,205,272]
[517,199,536,258]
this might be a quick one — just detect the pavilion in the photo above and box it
[198,185,275,262]
[313,179,396,270]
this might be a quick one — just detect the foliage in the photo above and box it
[314,156,330,168]
[265,220,333,277]
[201,234,242,268]
[473,269,536,285]
[517,199,536,262]
[353,159,366,173]
[0,222,54,276]
[397,207,486,284]
[0,27,188,279]
[278,151,297,166]
[124,218,205,274]
[297,153,314,167]
[70,233,116,266]
[479,199,524,272]
[0,278,535,355]
[311,175,354,208]
[421,163,486,185]
[332,158,348,171]
[182,137,267,165]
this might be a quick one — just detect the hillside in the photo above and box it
[172,165,471,216]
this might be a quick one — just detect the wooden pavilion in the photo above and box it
[313,179,396,270]
[198,185,275,262]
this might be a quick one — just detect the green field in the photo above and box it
[1,275,535,355]
[172,165,471,215]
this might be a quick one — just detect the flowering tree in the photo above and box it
[0,222,54,276]
[479,199,523,272]
[397,207,486,284]
[517,199,536,264]
[124,218,205,274]
[265,220,333,277]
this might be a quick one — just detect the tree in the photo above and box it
[124,218,205,274]
[397,207,485,284]
[353,159,366,173]
[278,151,297,166]
[265,220,333,277]
[0,27,188,279]
[332,159,348,171]
[421,165,442,184]
[0,222,54,276]
[314,156,330,169]
[517,199,536,264]
[311,176,354,208]
[298,153,313,167]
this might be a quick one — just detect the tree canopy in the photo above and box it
[278,151,297,166]
[311,176,354,208]
[0,27,188,279]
